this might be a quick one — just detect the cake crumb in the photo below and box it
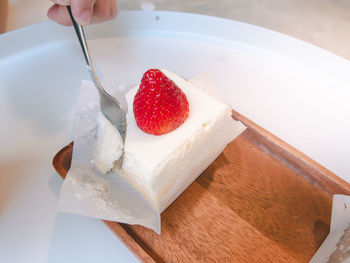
[68,175,133,219]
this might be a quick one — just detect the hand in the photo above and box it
[47,0,118,26]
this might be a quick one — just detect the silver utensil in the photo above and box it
[67,6,126,168]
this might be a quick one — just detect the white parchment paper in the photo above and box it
[310,195,350,263]
[58,76,246,234]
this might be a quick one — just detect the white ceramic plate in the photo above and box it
[0,11,349,263]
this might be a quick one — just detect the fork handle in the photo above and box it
[66,6,105,95]
[66,6,92,69]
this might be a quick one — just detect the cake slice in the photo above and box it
[93,112,124,174]
[94,69,245,212]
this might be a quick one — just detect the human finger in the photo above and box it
[47,4,72,26]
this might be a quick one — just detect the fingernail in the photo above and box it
[78,8,92,25]
[54,0,69,5]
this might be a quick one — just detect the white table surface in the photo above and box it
[1,1,350,263]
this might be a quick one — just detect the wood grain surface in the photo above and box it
[53,112,350,263]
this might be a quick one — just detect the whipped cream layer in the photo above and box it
[95,69,245,212]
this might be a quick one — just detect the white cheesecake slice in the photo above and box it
[94,69,245,212]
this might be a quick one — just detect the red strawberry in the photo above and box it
[133,69,189,135]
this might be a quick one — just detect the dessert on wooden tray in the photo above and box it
[53,68,350,261]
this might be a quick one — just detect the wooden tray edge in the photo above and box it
[231,109,350,195]
[103,221,156,263]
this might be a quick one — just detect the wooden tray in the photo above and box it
[53,110,350,263]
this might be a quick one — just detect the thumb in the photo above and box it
[71,0,96,25]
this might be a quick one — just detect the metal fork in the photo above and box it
[67,6,126,168]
